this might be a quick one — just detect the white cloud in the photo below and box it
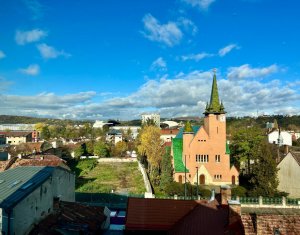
[0,69,299,120]
[227,64,279,79]
[181,52,214,61]
[142,14,183,47]
[177,17,198,35]
[0,50,6,59]
[22,0,44,19]
[37,43,71,59]
[19,64,40,76]
[151,57,167,71]
[182,0,216,10]
[15,29,47,45]
[218,44,239,57]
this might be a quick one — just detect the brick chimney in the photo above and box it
[220,185,231,205]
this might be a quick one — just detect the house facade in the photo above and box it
[171,74,239,186]
[0,131,32,145]
[0,166,75,234]
[268,130,292,146]
[277,151,300,198]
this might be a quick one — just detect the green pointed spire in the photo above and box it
[204,72,225,114]
[183,121,193,133]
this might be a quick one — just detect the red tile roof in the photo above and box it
[0,131,32,137]
[29,201,107,234]
[125,198,207,231]
[160,129,179,135]
[10,155,70,170]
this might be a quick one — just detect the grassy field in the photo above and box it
[73,159,146,194]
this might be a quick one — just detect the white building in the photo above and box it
[111,126,141,139]
[268,130,292,146]
[93,120,113,129]
[0,166,75,234]
[141,113,160,127]
[277,151,300,198]
[0,124,36,131]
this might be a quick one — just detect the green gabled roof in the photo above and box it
[175,126,200,139]
[226,141,231,154]
[204,73,225,114]
[172,138,189,173]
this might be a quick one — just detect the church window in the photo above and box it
[215,155,220,162]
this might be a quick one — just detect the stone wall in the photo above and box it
[241,213,300,235]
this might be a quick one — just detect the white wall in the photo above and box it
[278,153,300,198]
[268,131,292,146]
[4,168,75,235]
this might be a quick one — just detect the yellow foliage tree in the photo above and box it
[137,125,163,172]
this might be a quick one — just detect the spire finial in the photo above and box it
[212,68,217,75]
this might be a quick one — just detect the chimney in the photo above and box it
[228,200,242,226]
[220,185,231,205]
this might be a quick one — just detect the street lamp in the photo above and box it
[196,166,199,199]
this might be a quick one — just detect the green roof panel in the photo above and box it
[172,138,189,173]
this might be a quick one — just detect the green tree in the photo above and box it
[94,141,110,157]
[230,127,265,174]
[74,144,85,159]
[248,141,279,197]
[40,125,51,140]
[160,147,174,190]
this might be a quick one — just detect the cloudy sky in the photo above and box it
[0,0,299,120]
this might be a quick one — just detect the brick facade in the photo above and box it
[241,213,300,235]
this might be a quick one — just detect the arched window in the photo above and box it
[179,175,183,184]
[200,174,205,185]
[232,175,236,185]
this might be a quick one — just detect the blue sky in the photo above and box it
[0,0,299,120]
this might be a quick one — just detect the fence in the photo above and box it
[232,196,300,208]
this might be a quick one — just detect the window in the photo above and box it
[196,154,209,162]
[215,155,220,162]
[214,174,222,180]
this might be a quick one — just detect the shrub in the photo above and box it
[232,185,247,197]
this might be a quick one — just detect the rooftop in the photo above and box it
[0,166,54,209]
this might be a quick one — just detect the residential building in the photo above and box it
[106,129,123,144]
[0,131,33,145]
[160,128,179,143]
[111,126,141,139]
[141,113,160,127]
[0,166,75,234]
[268,130,292,146]
[277,151,300,198]
[171,73,239,186]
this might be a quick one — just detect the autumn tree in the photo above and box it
[113,141,128,157]
[137,125,164,185]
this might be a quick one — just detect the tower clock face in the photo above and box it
[220,115,225,122]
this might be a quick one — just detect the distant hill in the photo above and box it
[0,115,90,125]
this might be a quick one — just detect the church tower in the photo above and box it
[172,71,239,186]
[203,72,226,152]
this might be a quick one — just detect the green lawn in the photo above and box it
[74,159,146,194]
